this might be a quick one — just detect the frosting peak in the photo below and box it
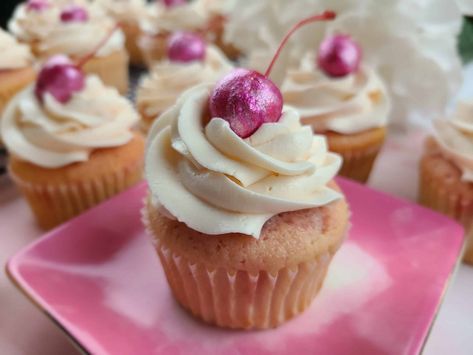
[0,29,33,69]
[1,75,138,168]
[281,53,391,134]
[433,100,473,182]
[145,84,342,238]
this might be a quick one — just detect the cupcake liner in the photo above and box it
[156,241,332,329]
[142,207,338,329]
[9,158,143,230]
[326,128,386,183]
[81,50,129,95]
[335,143,384,183]
[419,155,473,264]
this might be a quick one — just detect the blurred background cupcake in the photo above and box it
[136,31,233,132]
[95,0,149,67]
[138,0,236,67]
[8,0,129,94]
[1,56,144,229]
[281,35,391,183]
[419,100,473,263]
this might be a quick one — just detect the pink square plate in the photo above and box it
[6,178,464,355]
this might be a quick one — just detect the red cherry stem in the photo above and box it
[264,11,336,78]
[76,24,120,68]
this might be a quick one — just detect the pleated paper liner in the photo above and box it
[80,49,130,95]
[137,33,169,69]
[142,196,349,329]
[419,141,473,263]
[325,127,386,183]
[8,134,145,230]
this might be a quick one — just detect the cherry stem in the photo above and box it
[76,24,120,68]
[264,10,336,78]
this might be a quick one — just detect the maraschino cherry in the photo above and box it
[209,11,336,138]
[35,56,85,104]
[162,0,186,8]
[26,0,49,12]
[317,34,361,78]
[167,31,206,63]
[60,4,89,23]
[35,26,118,104]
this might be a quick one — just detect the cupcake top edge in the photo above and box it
[145,84,343,239]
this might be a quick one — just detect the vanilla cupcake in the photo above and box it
[282,46,391,183]
[419,100,473,263]
[0,29,36,139]
[9,0,129,94]
[138,0,212,66]
[2,57,144,229]
[144,81,348,328]
[136,43,233,132]
[95,0,149,66]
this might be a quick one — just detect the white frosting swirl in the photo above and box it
[0,29,33,69]
[37,5,125,58]
[136,45,233,118]
[433,100,473,182]
[145,84,343,238]
[96,0,148,25]
[8,2,61,42]
[140,1,209,35]
[1,75,138,168]
[281,54,391,134]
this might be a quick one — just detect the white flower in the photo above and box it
[225,0,463,129]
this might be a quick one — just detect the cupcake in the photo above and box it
[95,0,149,66]
[281,35,391,183]
[136,32,233,132]
[9,0,129,94]
[419,100,473,263]
[0,29,36,138]
[1,56,144,229]
[144,12,348,329]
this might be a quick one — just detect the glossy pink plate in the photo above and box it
[6,178,464,355]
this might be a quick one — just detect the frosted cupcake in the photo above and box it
[9,0,129,94]
[0,29,36,138]
[282,35,391,183]
[95,0,149,66]
[144,12,349,329]
[2,56,144,229]
[419,100,473,263]
[136,32,233,132]
[138,0,232,66]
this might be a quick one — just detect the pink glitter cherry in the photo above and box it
[26,0,49,12]
[209,11,336,138]
[210,68,282,138]
[167,32,206,63]
[34,25,119,104]
[35,55,85,104]
[60,5,89,23]
[162,0,186,8]
[317,34,361,77]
